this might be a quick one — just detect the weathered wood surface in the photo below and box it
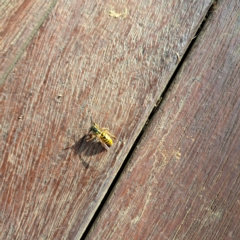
[0,0,58,84]
[0,0,213,239]
[86,0,240,239]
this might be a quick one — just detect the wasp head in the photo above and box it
[89,123,101,135]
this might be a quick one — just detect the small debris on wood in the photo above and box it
[55,94,63,102]
[155,97,162,107]
[174,51,180,63]
[109,7,128,18]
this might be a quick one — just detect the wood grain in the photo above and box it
[86,0,240,239]
[0,0,212,239]
[0,0,58,84]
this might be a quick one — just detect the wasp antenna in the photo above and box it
[90,116,94,124]
[78,124,88,130]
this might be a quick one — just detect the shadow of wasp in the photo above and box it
[63,118,116,168]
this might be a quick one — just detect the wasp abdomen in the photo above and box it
[100,133,113,146]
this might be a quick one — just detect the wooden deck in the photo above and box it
[1,0,240,239]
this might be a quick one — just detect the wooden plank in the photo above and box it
[0,0,58,84]
[0,0,212,239]
[86,0,240,239]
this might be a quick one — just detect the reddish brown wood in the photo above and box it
[0,0,212,239]
[86,1,240,239]
[0,0,58,83]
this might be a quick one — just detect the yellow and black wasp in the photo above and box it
[64,117,116,151]
[86,119,116,150]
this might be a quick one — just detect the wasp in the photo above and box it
[86,119,116,150]
[63,118,116,152]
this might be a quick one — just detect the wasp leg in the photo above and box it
[103,130,116,139]
[100,141,110,151]
[85,134,96,142]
